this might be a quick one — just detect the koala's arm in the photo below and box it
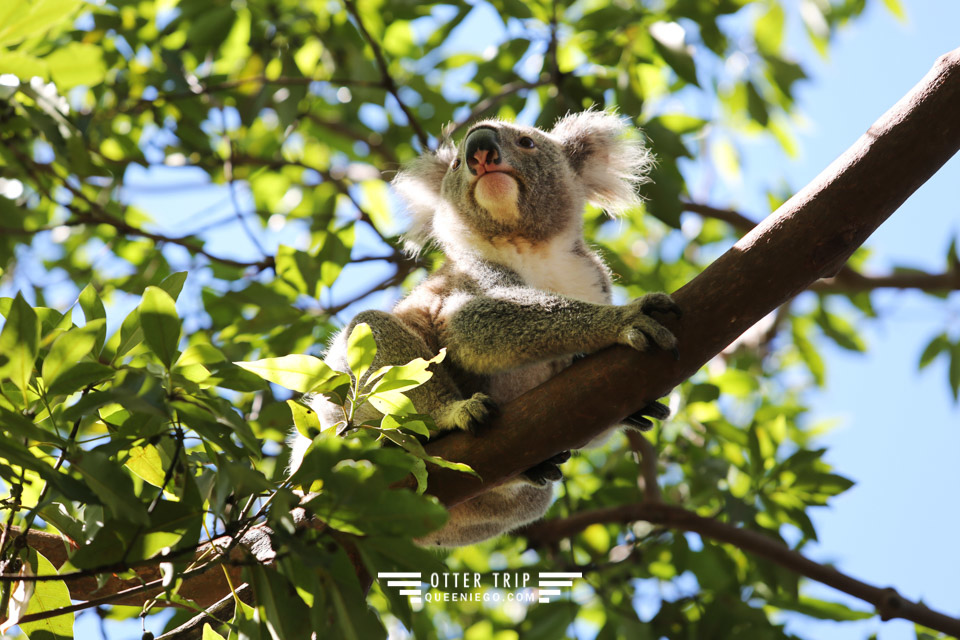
[444,287,678,375]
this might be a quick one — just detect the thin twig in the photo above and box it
[342,0,431,149]
[625,431,661,503]
[443,79,551,140]
[521,502,960,636]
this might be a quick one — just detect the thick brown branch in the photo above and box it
[1,525,258,609]
[415,47,960,508]
[521,503,960,635]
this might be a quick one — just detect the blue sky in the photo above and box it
[744,3,960,639]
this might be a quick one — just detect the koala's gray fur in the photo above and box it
[289,110,677,547]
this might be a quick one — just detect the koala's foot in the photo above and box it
[523,450,571,486]
[623,400,671,431]
[436,393,498,434]
[619,293,680,355]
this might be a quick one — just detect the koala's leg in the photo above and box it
[330,310,496,433]
[415,480,553,547]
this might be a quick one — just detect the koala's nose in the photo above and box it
[465,128,501,175]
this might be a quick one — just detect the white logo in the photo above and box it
[377,572,423,605]
[536,572,582,603]
[376,571,582,605]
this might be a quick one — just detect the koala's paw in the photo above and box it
[619,293,680,355]
[523,451,571,486]
[436,393,498,434]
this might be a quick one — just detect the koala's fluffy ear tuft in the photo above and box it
[551,110,653,215]
[391,143,456,253]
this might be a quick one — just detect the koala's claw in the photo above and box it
[620,294,679,354]
[619,321,677,353]
[524,463,562,486]
[437,393,498,434]
[640,292,682,318]
[522,450,570,486]
[623,401,671,431]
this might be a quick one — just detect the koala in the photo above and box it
[290,110,678,547]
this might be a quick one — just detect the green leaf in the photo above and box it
[110,274,188,364]
[768,595,872,621]
[125,443,167,488]
[793,323,826,386]
[950,341,960,402]
[140,286,182,369]
[346,322,377,380]
[0,438,93,502]
[71,450,151,526]
[378,429,478,477]
[0,51,48,80]
[111,307,144,363]
[755,3,785,53]
[881,0,907,22]
[368,348,445,394]
[919,333,949,370]
[159,271,189,299]
[0,0,82,47]
[46,42,107,89]
[275,244,318,297]
[650,23,699,87]
[0,292,40,395]
[288,398,326,438]
[248,565,314,640]
[713,369,757,398]
[77,283,107,353]
[366,389,416,416]
[202,624,228,640]
[42,318,107,391]
[235,354,348,393]
[0,406,62,444]
[18,548,73,640]
[816,308,866,352]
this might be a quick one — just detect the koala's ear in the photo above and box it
[551,110,653,214]
[391,143,455,253]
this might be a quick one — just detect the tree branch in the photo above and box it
[521,502,960,635]
[342,0,431,149]
[683,201,960,293]
[625,431,661,503]
[442,79,551,141]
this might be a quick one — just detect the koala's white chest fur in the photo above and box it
[483,235,610,404]
[486,234,609,304]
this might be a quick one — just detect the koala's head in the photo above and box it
[393,110,652,253]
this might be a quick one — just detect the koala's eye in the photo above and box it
[518,136,536,149]
[452,157,461,170]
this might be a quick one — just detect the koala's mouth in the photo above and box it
[470,170,521,202]
[470,168,522,192]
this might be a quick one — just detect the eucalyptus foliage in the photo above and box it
[0,0,954,639]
